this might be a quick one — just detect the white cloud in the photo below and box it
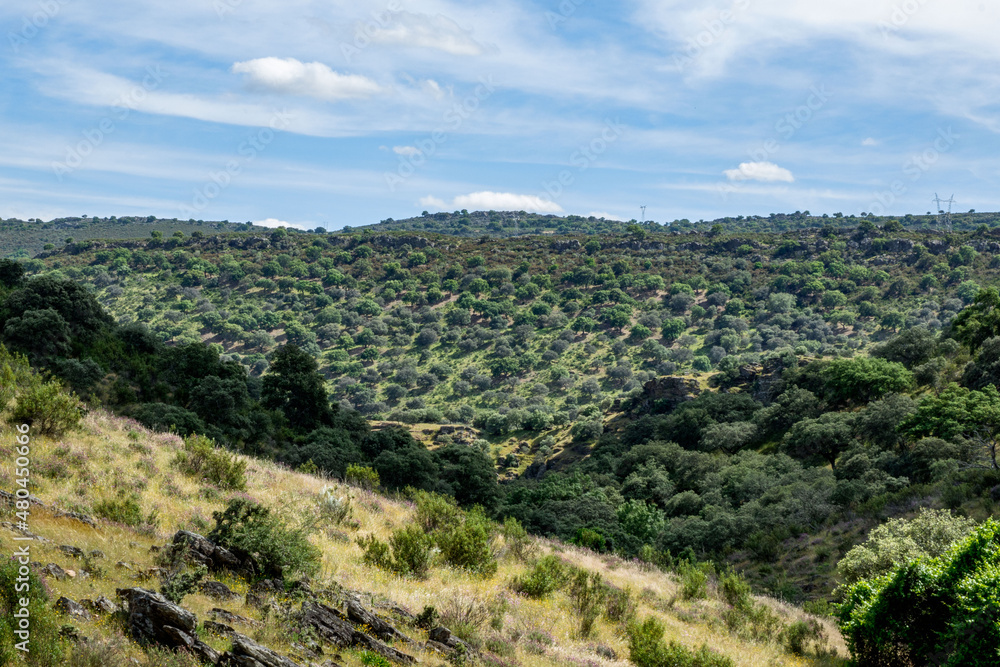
[232,57,381,100]
[420,191,564,213]
[255,217,308,230]
[724,161,795,183]
[393,146,422,156]
[862,137,879,146]
[370,12,484,56]
[588,211,625,221]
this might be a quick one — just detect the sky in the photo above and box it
[1,0,999,230]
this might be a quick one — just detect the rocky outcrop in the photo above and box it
[116,587,219,664]
[201,580,238,600]
[219,634,303,667]
[80,595,118,615]
[54,597,91,621]
[299,602,416,664]
[551,240,582,252]
[627,376,701,414]
[427,626,474,656]
[171,530,242,571]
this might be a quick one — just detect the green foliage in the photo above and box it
[838,519,1000,666]
[8,378,83,437]
[390,526,433,577]
[173,433,247,490]
[500,516,535,561]
[436,507,498,575]
[568,570,607,638]
[821,356,914,405]
[677,561,711,600]
[208,498,321,580]
[902,383,1000,470]
[836,508,976,586]
[627,617,735,667]
[161,564,207,604]
[345,463,380,490]
[360,651,393,667]
[92,492,156,528]
[414,490,461,533]
[0,556,66,666]
[511,555,571,598]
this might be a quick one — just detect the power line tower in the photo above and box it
[933,193,956,231]
[640,205,646,222]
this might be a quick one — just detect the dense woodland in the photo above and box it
[6,214,1000,615]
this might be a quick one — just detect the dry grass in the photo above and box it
[0,410,845,667]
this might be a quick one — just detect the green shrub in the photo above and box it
[8,379,83,437]
[161,565,207,604]
[0,557,66,666]
[317,485,353,525]
[208,498,321,580]
[414,489,461,533]
[174,434,247,490]
[627,617,734,667]
[92,492,157,528]
[415,606,440,629]
[500,516,535,561]
[437,508,497,575]
[360,651,392,667]
[390,526,433,577]
[569,570,606,638]
[783,619,826,656]
[358,534,393,570]
[0,344,33,413]
[604,586,637,625]
[345,463,380,490]
[838,518,1000,666]
[677,561,711,601]
[510,555,571,598]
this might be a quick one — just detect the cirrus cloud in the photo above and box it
[420,191,564,213]
[724,161,795,183]
[232,57,381,101]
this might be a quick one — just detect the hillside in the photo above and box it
[361,210,1000,237]
[0,406,844,666]
[0,216,262,259]
[5,217,1000,614]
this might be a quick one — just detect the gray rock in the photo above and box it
[54,596,92,621]
[41,563,68,581]
[59,545,85,559]
[79,595,118,615]
[211,608,263,629]
[172,530,242,571]
[117,587,219,663]
[201,580,238,600]
[298,602,415,665]
[219,633,303,667]
[204,620,236,636]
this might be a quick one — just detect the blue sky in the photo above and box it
[2,0,999,229]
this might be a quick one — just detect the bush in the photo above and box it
[604,585,637,625]
[838,518,1000,666]
[0,557,66,666]
[358,534,393,570]
[390,526,433,577]
[569,570,606,638]
[161,564,207,604]
[174,434,247,490]
[627,617,734,667]
[414,490,461,533]
[677,561,711,600]
[8,379,83,437]
[317,485,353,525]
[345,463,380,490]
[500,517,535,561]
[360,651,393,667]
[92,492,157,528]
[510,555,571,598]
[437,508,497,575]
[208,498,321,580]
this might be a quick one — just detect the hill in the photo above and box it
[0,400,845,666]
[360,210,1000,237]
[0,216,262,259]
[6,218,1000,610]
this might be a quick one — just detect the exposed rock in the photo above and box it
[54,510,97,527]
[299,602,416,664]
[926,239,949,254]
[54,596,92,621]
[41,563,68,581]
[551,240,582,252]
[201,580,238,600]
[80,595,118,615]
[87,549,105,559]
[116,587,219,664]
[219,633,303,667]
[626,376,700,414]
[346,598,414,644]
[59,545,85,559]
[427,626,474,655]
[171,530,241,571]
[211,608,263,629]
[204,620,236,636]
[1,522,49,541]
[247,578,285,607]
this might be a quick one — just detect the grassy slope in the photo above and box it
[0,411,844,666]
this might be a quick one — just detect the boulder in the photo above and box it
[201,580,238,600]
[346,598,413,644]
[299,602,415,664]
[54,597,92,621]
[428,626,473,654]
[59,545,84,559]
[211,608,263,629]
[219,633,303,667]
[171,530,241,570]
[80,595,118,615]
[41,563,68,581]
[247,578,285,607]
[117,587,219,664]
